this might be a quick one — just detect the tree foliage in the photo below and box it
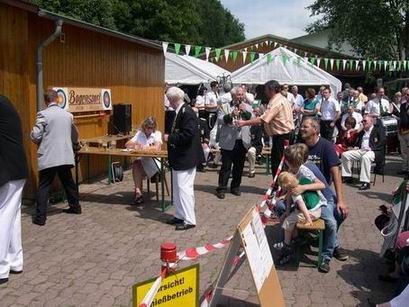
[307,0,409,59]
[32,0,245,47]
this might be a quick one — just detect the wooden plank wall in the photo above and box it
[1,3,165,199]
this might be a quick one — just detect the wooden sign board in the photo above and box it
[237,207,285,307]
[133,264,199,307]
[209,206,285,307]
[52,87,112,112]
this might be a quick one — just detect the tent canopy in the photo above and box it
[165,53,230,85]
[231,47,342,95]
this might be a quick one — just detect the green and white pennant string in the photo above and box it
[184,44,191,56]
[174,43,181,55]
[242,50,247,63]
[162,42,169,54]
[205,47,211,61]
[224,49,230,62]
[250,52,256,63]
[194,46,202,58]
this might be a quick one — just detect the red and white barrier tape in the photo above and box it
[139,267,168,307]
[177,236,233,261]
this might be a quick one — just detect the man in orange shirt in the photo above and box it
[237,80,294,176]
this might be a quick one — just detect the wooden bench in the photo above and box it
[295,218,325,267]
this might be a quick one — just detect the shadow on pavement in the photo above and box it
[356,191,393,203]
[337,248,396,306]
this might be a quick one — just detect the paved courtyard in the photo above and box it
[0,155,405,306]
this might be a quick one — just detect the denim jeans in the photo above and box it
[275,195,344,262]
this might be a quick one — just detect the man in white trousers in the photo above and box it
[164,87,201,231]
[0,95,28,285]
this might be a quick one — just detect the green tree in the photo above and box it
[307,0,409,59]
[32,0,245,47]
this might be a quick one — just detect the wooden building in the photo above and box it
[0,0,165,200]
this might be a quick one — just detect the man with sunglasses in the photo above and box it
[341,115,386,190]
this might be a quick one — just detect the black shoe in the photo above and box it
[9,270,23,274]
[318,259,330,273]
[248,172,255,178]
[342,177,353,184]
[62,206,82,214]
[132,196,144,206]
[216,191,225,199]
[175,224,196,231]
[0,278,8,285]
[359,183,371,191]
[166,217,184,225]
[231,189,241,196]
[32,217,46,226]
[333,247,349,261]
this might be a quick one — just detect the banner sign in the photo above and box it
[53,87,112,112]
[133,264,199,307]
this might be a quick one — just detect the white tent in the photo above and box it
[231,47,342,95]
[165,53,230,85]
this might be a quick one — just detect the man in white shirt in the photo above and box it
[366,87,391,117]
[341,115,386,190]
[341,106,363,131]
[290,85,304,110]
[218,83,232,105]
[319,87,341,142]
[205,81,219,129]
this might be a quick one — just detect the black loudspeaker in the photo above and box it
[113,104,132,134]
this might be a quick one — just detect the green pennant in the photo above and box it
[230,51,238,62]
[280,53,288,65]
[324,58,329,70]
[215,48,222,61]
[250,52,256,63]
[336,59,340,70]
[367,60,372,71]
[267,53,272,64]
[397,61,402,71]
[309,57,316,65]
[174,43,181,55]
[194,46,202,57]
[349,59,354,70]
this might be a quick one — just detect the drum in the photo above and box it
[380,116,398,136]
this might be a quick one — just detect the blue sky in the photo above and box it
[220,0,317,39]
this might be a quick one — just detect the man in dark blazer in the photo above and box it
[0,95,28,285]
[164,87,200,230]
[30,89,81,226]
[341,115,386,190]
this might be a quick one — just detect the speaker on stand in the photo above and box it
[112,104,132,135]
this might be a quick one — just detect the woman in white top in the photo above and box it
[125,117,162,205]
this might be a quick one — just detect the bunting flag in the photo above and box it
[184,44,191,56]
[294,48,298,54]
[330,58,334,70]
[336,59,341,70]
[250,52,256,63]
[362,60,366,71]
[224,49,230,62]
[194,46,202,57]
[393,60,397,70]
[316,58,321,67]
[215,48,222,62]
[304,52,309,57]
[384,60,388,71]
[280,52,288,65]
[255,43,259,49]
[260,42,264,47]
[404,61,407,71]
[373,60,377,70]
[304,57,308,63]
[265,40,269,46]
[205,47,211,61]
[355,60,359,70]
[379,60,383,70]
[242,50,247,63]
[348,59,354,70]
[274,42,278,48]
[342,59,347,70]
[230,51,238,62]
[324,58,329,70]
[162,42,169,54]
[397,61,402,71]
[267,53,272,64]
[174,43,181,55]
[309,57,316,65]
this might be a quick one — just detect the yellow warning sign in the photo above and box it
[133,264,199,307]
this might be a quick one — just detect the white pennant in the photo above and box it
[242,51,247,64]
[378,60,382,69]
[394,60,397,70]
[259,53,264,58]
[330,58,334,70]
[205,47,211,61]
[316,58,321,67]
[304,52,308,57]
[274,42,277,47]
[162,42,169,54]
[342,59,347,70]
[294,48,298,54]
[362,60,366,70]
[355,60,359,70]
[265,40,269,46]
[224,49,230,62]
[304,57,309,63]
[184,44,191,56]
[255,43,259,49]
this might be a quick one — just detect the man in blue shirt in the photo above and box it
[300,117,349,273]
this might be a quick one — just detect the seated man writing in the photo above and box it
[341,115,386,191]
